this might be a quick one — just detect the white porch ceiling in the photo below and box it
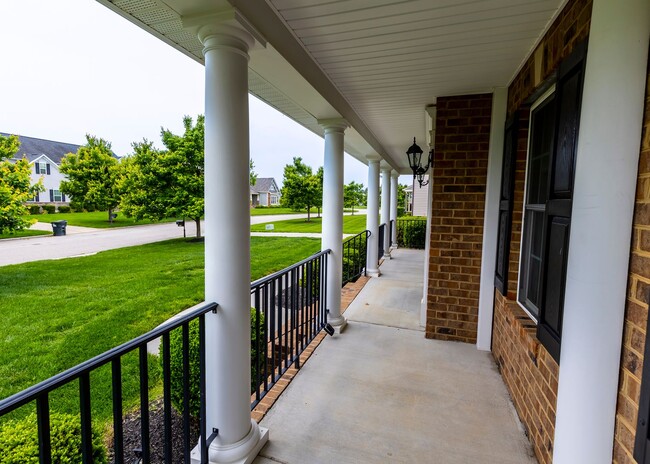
[97,0,567,173]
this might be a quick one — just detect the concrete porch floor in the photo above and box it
[253,249,536,464]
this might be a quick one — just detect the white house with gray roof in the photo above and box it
[3,133,83,205]
[250,177,280,207]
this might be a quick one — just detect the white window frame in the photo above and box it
[37,163,47,174]
[52,189,63,202]
[516,85,556,322]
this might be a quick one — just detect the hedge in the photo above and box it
[396,217,427,249]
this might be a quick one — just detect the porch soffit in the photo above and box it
[96,0,567,173]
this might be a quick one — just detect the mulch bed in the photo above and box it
[107,398,199,464]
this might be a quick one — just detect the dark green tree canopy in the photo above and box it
[280,157,322,221]
[0,134,44,233]
[344,181,365,215]
[59,135,120,222]
[120,115,205,237]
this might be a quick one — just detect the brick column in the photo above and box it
[426,93,492,343]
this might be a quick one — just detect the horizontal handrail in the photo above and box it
[250,248,331,289]
[0,301,218,417]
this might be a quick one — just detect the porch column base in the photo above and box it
[383,251,391,259]
[367,268,380,278]
[328,315,348,334]
[191,420,269,464]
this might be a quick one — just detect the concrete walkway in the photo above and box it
[0,213,328,267]
[254,248,536,464]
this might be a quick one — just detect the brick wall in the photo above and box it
[613,58,650,464]
[508,0,592,114]
[487,0,593,461]
[492,290,558,464]
[425,93,492,343]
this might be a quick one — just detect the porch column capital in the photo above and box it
[318,118,349,133]
[366,154,381,163]
[391,170,400,179]
[183,8,266,56]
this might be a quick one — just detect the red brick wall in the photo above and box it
[613,57,650,464]
[492,290,558,464]
[425,93,492,343]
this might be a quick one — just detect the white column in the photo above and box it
[390,171,399,248]
[319,118,348,331]
[366,156,381,276]
[476,87,507,351]
[553,1,649,463]
[191,13,268,464]
[381,166,392,258]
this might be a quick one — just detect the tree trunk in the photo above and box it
[317,207,321,218]
[307,204,311,222]
[195,218,202,239]
[108,208,113,223]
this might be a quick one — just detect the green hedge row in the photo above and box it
[396,217,427,249]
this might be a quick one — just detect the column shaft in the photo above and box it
[381,168,391,257]
[366,159,380,276]
[390,172,398,248]
[320,121,347,328]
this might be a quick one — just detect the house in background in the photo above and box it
[3,133,82,205]
[404,176,429,216]
[250,177,280,207]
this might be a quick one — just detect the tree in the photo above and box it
[343,181,365,215]
[397,183,408,216]
[314,167,323,218]
[59,136,120,222]
[250,159,257,186]
[280,157,321,222]
[120,115,205,238]
[0,134,43,233]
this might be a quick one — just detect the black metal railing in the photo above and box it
[342,230,370,285]
[378,223,386,258]
[389,219,395,247]
[0,301,219,464]
[396,217,427,249]
[250,250,330,408]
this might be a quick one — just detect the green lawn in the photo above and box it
[28,211,177,228]
[0,236,320,423]
[0,229,50,239]
[249,206,319,216]
[251,214,367,235]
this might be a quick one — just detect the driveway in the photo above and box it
[0,213,329,267]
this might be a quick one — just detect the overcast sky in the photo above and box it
[0,0,410,188]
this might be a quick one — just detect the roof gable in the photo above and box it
[251,177,280,194]
[1,133,82,165]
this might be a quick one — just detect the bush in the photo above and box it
[43,204,56,214]
[396,217,427,249]
[57,206,71,214]
[397,206,406,217]
[28,205,41,215]
[164,309,264,418]
[0,412,107,464]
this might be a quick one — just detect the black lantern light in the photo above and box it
[406,137,433,187]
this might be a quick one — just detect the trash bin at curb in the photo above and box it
[51,220,67,236]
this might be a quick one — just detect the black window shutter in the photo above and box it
[46,164,50,175]
[494,114,519,294]
[634,291,650,462]
[35,162,39,174]
[62,193,66,202]
[35,192,39,202]
[537,41,587,363]
[49,189,53,202]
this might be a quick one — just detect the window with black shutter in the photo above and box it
[34,162,40,174]
[49,189,54,202]
[494,114,519,294]
[46,163,50,175]
[517,41,587,363]
[635,293,650,463]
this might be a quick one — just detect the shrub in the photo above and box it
[164,308,264,418]
[0,412,107,464]
[28,205,41,215]
[396,217,427,249]
[43,204,56,214]
[84,205,96,212]
[397,206,406,217]
[57,206,71,214]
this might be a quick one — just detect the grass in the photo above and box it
[0,229,50,239]
[0,236,320,424]
[251,214,367,235]
[28,211,177,228]
[249,206,319,216]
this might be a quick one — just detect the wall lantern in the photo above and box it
[406,137,433,187]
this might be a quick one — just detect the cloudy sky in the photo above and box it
[0,0,412,187]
